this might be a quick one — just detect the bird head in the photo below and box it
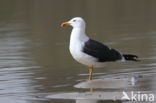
[61,17,86,29]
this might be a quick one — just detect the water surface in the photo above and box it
[0,1,156,103]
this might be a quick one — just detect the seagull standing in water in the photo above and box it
[61,17,138,80]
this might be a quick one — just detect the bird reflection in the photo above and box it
[74,78,133,89]
[47,77,135,103]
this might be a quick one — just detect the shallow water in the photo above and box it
[0,0,156,103]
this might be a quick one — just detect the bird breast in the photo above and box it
[69,39,84,60]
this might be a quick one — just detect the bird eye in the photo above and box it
[73,20,76,22]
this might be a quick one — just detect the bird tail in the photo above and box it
[123,54,139,61]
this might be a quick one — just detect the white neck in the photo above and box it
[69,27,89,58]
[70,28,89,43]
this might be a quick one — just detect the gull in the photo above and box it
[61,17,138,81]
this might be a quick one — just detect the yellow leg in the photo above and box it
[90,88,94,92]
[89,66,93,80]
[89,66,94,92]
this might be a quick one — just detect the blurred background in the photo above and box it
[0,0,156,103]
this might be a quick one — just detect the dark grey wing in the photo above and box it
[83,39,122,62]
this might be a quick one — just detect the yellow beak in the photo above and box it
[61,22,70,27]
